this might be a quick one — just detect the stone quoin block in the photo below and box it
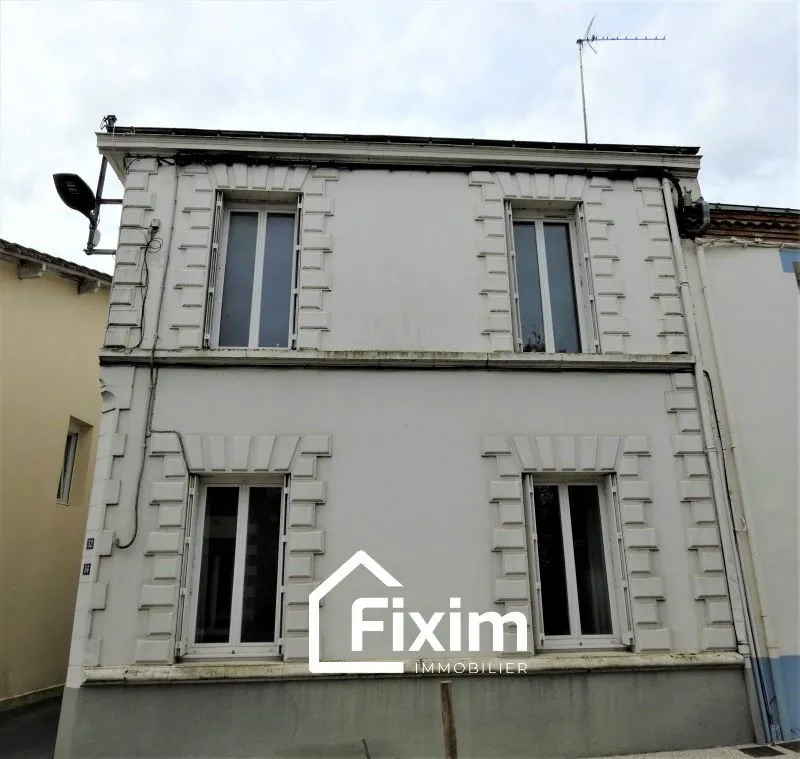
[287,530,325,554]
[139,584,177,608]
[144,531,182,555]
[135,638,173,663]
[284,583,320,606]
[152,557,181,581]
[635,628,671,652]
[148,612,176,637]
[693,575,728,599]
[687,527,720,548]
[679,479,712,501]
[490,479,522,502]
[150,481,185,503]
[492,529,526,551]
[157,506,183,528]
[502,553,528,576]
[290,480,326,503]
[494,579,529,602]
[286,555,314,579]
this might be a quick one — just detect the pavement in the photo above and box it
[0,697,797,759]
[589,746,800,759]
[0,697,60,759]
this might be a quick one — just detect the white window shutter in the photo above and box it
[610,477,635,646]
[289,196,303,350]
[504,201,523,352]
[174,475,198,658]
[202,192,224,348]
[577,205,601,353]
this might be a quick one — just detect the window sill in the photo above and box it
[182,649,281,660]
[99,348,695,372]
[80,651,742,685]
[539,641,629,653]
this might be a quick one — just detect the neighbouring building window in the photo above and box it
[216,205,297,348]
[510,214,585,353]
[187,481,285,656]
[56,423,80,503]
[526,479,628,649]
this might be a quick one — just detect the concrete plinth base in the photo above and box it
[55,667,753,758]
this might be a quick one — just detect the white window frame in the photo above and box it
[184,476,287,659]
[56,422,80,504]
[212,202,299,350]
[524,475,629,650]
[506,207,594,354]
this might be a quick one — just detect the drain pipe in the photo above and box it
[661,179,775,743]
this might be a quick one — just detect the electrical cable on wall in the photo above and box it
[129,227,163,351]
[115,164,180,550]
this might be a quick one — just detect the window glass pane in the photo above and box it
[57,431,78,502]
[219,212,258,347]
[513,222,546,353]
[544,223,581,353]
[240,487,283,643]
[568,485,612,635]
[258,214,295,348]
[533,485,570,635]
[196,487,239,643]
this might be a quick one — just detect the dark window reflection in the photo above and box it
[240,487,283,643]
[259,214,295,348]
[219,212,258,347]
[513,222,546,352]
[196,487,238,643]
[533,485,570,635]
[568,485,612,635]
[544,223,581,353]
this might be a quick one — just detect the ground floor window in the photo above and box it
[526,478,628,649]
[187,480,286,657]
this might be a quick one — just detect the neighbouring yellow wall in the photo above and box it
[0,258,109,704]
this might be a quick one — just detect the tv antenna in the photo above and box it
[577,16,665,143]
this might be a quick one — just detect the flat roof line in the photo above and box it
[98,126,700,156]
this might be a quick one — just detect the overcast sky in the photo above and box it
[0,0,796,275]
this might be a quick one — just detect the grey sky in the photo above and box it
[0,0,796,275]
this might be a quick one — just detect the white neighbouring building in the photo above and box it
[686,204,799,745]
[53,127,795,758]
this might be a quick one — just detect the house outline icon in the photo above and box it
[308,550,404,674]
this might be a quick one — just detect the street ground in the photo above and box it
[593,745,800,759]
[0,696,797,759]
[0,697,60,759]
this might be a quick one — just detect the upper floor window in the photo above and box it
[214,203,298,348]
[56,422,80,504]
[509,211,589,353]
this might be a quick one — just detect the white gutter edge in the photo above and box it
[97,133,701,180]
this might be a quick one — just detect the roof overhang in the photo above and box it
[705,204,800,245]
[97,127,702,180]
[0,239,111,294]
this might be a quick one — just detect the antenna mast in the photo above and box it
[577,17,665,143]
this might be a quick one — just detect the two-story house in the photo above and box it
[55,128,762,758]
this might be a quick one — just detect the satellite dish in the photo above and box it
[53,173,96,221]
[91,228,102,247]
